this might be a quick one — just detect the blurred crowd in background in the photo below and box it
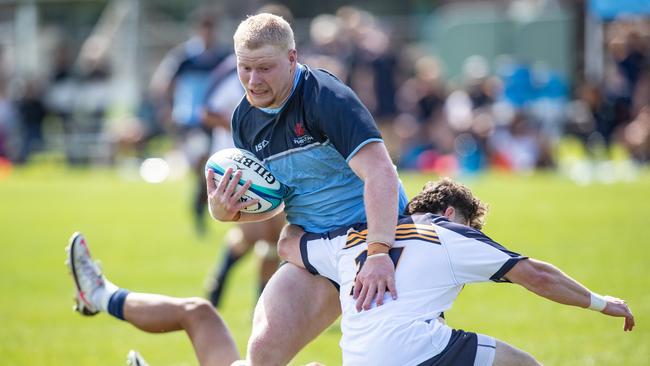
[0,0,648,179]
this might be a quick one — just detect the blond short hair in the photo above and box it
[234,13,295,51]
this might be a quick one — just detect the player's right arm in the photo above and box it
[206,168,283,223]
[505,258,635,331]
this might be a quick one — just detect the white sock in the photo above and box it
[91,277,119,312]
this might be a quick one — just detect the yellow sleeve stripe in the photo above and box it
[347,231,367,240]
[344,224,440,248]
[345,237,366,248]
[347,229,368,238]
[394,229,439,239]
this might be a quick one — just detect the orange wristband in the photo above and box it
[367,242,390,256]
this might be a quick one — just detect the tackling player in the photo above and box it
[277,178,635,365]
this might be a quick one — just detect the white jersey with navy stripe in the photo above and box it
[300,213,526,366]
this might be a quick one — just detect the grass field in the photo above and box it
[1,163,649,365]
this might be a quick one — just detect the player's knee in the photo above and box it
[247,302,284,364]
[493,339,542,366]
[247,332,280,365]
[247,334,291,366]
[181,297,216,323]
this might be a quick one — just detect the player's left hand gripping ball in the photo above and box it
[206,148,284,213]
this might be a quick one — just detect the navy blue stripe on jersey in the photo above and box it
[432,215,523,258]
[490,257,528,283]
[300,232,323,276]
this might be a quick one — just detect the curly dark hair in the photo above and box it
[404,177,488,230]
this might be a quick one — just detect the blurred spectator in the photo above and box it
[622,107,650,163]
[149,7,228,235]
[395,55,448,169]
[72,60,113,165]
[499,58,536,109]
[256,3,294,24]
[0,77,17,161]
[45,44,76,164]
[615,31,648,102]
[463,55,494,109]
[338,7,400,130]
[44,41,113,166]
[530,63,569,146]
[110,92,165,159]
[16,79,47,164]
[566,82,616,157]
[303,14,348,80]
[490,112,541,172]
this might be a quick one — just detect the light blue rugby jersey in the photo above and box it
[232,64,408,233]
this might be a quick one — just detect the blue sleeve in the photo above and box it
[305,70,382,161]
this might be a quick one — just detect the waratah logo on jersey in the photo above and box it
[294,121,305,136]
[293,121,314,146]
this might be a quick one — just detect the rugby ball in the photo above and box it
[205,148,284,214]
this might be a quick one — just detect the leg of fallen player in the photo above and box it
[124,294,240,366]
[492,339,541,366]
[246,264,340,366]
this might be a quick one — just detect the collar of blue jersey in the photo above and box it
[258,63,304,115]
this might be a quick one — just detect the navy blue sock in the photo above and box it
[208,248,242,307]
[107,289,130,321]
[220,249,242,278]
